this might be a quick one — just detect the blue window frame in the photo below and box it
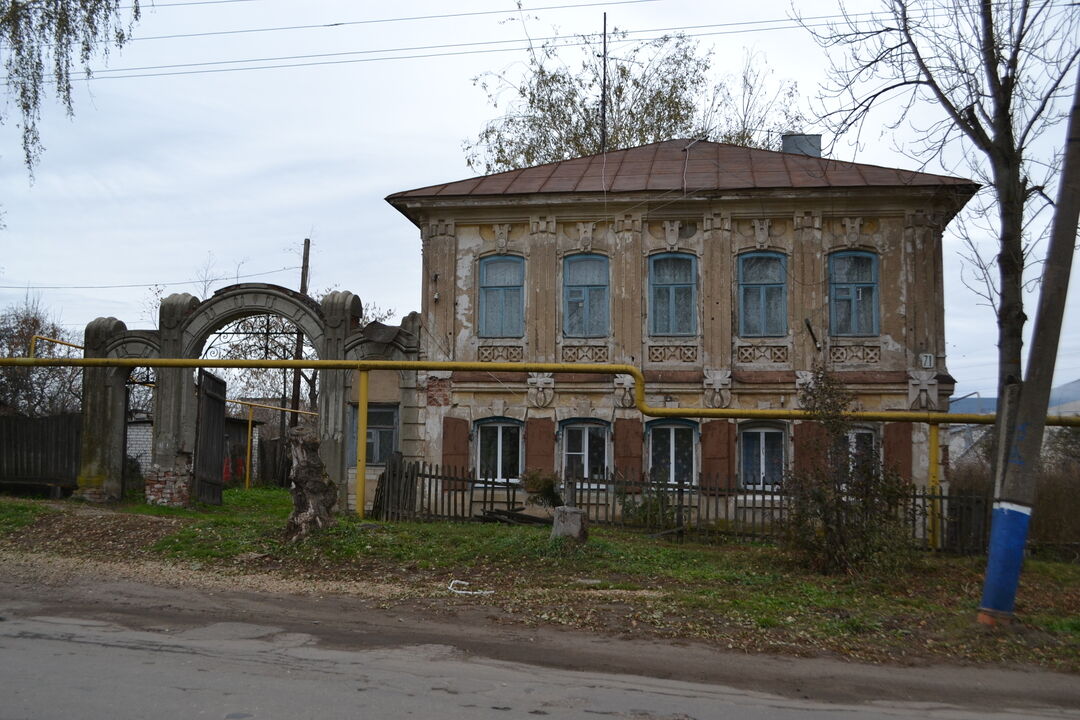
[647,419,697,484]
[738,252,787,337]
[563,254,609,337]
[829,251,879,336]
[478,256,524,337]
[740,425,785,490]
[649,253,697,336]
[476,418,522,482]
[560,419,609,482]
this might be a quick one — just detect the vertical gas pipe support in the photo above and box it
[928,422,941,550]
[244,405,254,490]
[356,370,369,519]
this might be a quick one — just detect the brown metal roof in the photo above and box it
[386,139,976,202]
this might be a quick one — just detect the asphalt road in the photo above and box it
[2,612,1078,720]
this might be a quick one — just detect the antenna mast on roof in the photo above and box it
[600,12,607,155]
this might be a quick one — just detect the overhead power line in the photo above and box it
[0,265,301,290]
[128,0,663,42]
[73,12,945,81]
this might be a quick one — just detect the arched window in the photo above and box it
[475,418,522,482]
[478,256,524,337]
[647,419,697,484]
[740,424,785,490]
[829,251,879,336]
[560,419,609,482]
[649,253,697,336]
[563,254,609,337]
[738,252,787,337]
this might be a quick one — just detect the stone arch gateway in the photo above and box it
[77,283,419,510]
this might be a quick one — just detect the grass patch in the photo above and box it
[0,498,54,535]
[5,487,1080,672]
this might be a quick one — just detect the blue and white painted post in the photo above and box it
[978,501,1032,624]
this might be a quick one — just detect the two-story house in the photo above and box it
[384,137,977,492]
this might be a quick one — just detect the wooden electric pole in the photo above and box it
[288,238,311,427]
[979,66,1080,625]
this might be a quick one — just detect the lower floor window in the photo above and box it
[563,423,608,481]
[741,427,784,489]
[477,421,521,481]
[366,406,398,466]
[649,423,695,484]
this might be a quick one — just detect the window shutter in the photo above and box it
[883,422,913,482]
[525,417,555,475]
[793,421,828,476]
[700,420,735,493]
[614,418,643,485]
[441,416,470,490]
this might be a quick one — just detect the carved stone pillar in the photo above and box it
[150,293,199,505]
[320,290,361,511]
[76,317,130,501]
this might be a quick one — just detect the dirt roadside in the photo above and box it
[2,548,1079,713]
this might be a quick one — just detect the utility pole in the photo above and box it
[979,66,1080,625]
[289,238,311,427]
[600,12,608,154]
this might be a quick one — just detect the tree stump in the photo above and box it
[284,426,337,542]
[551,506,588,543]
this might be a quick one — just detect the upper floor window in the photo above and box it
[829,251,878,336]
[739,252,787,337]
[478,256,524,337]
[649,253,697,336]
[562,420,609,482]
[740,425,785,490]
[648,420,697,484]
[563,254,609,337]
[476,418,522,482]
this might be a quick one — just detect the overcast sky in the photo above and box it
[0,0,1076,399]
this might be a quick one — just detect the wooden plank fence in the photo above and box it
[0,414,82,492]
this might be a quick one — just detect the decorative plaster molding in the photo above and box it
[908,369,939,410]
[828,345,880,364]
[527,372,554,408]
[493,223,511,253]
[562,345,609,362]
[842,217,863,247]
[752,219,771,249]
[425,219,455,241]
[576,222,596,252]
[703,368,732,409]
[530,215,556,236]
[663,220,682,251]
[613,374,636,408]
[648,345,698,363]
[478,345,523,362]
[736,345,789,364]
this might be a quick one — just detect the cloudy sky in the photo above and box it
[0,0,1076,399]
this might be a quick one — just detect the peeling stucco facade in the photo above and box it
[386,140,977,490]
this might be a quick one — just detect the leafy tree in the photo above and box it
[0,295,81,416]
[464,32,805,173]
[1,0,141,172]
[799,0,1079,459]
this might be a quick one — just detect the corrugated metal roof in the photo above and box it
[386,139,976,201]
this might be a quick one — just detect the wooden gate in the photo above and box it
[193,369,226,505]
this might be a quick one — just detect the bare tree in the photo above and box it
[465,30,806,173]
[799,0,1079,459]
